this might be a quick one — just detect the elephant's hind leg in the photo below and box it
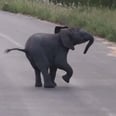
[34,70,42,87]
[50,67,57,86]
[26,54,42,87]
[30,50,56,88]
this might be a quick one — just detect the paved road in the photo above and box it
[0,11,116,116]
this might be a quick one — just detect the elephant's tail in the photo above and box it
[5,48,27,53]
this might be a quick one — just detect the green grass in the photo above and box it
[0,0,116,42]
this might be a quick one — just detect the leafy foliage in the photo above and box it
[50,0,116,8]
[0,0,116,42]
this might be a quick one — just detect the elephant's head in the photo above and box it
[59,28,94,54]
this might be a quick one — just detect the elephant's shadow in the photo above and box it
[25,84,79,93]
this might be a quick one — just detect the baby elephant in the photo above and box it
[6,26,94,88]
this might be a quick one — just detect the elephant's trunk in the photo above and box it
[83,37,94,54]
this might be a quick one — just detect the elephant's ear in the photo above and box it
[60,29,75,50]
[54,26,68,34]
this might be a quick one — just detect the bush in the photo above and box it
[50,0,116,8]
[0,0,116,42]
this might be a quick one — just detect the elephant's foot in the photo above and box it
[62,75,70,83]
[51,80,57,87]
[44,82,56,88]
[35,83,42,87]
[53,82,57,87]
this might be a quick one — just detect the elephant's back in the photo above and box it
[26,33,48,47]
[25,33,57,52]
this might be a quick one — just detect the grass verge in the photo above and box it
[0,0,116,42]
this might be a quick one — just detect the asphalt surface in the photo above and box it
[0,11,116,116]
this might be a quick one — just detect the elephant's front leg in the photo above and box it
[58,63,73,83]
[50,67,57,86]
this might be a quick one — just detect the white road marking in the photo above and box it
[98,37,116,57]
[0,32,23,48]
[102,107,116,116]
[107,46,116,57]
